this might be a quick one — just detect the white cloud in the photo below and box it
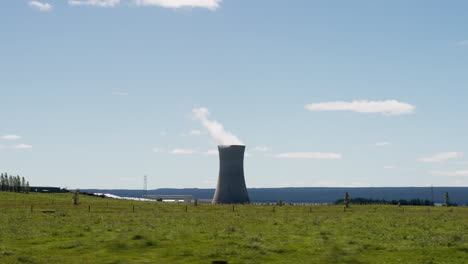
[181,130,202,136]
[68,0,120,7]
[134,0,222,10]
[305,100,415,115]
[418,152,463,163]
[112,91,128,96]
[252,146,268,152]
[170,148,198,154]
[14,144,33,149]
[275,152,342,160]
[375,142,391,147]
[189,130,202,135]
[430,170,468,176]
[164,148,251,157]
[0,135,22,140]
[152,148,164,153]
[205,149,218,155]
[192,107,243,146]
[314,181,372,187]
[456,40,468,46]
[159,131,168,136]
[280,181,306,187]
[119,177,136,181]
[29,1,53,11]
[384,166,416,171]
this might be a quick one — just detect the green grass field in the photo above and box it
[0,192,467,264]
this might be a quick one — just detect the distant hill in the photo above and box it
[82,187,468,205]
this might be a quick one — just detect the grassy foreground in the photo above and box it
[0,192,467,264]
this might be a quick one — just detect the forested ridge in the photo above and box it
[82,187,468,205]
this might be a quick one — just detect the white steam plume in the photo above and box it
[192,107,243,146]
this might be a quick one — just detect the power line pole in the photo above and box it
[431,185,434,206]
[143,175,148,198]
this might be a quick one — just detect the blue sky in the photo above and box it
[1,0,468,189]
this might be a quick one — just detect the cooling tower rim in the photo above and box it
[218,145,245,149]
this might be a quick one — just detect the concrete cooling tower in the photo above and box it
[212,145,250,204]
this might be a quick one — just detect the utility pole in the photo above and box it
[143,175,148,198]
[431,185,434,206]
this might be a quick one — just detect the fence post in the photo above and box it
[232,205,235,212]
[31,205,33,213]
[88,205,91,213]
[185,205,188,213]
[273,206,275,213]
[133,205,135,213]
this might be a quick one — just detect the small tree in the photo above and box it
[15,175,20,192]
[344,192,350,208]
[25,181,30,194]
[73,190,80,205]
[444,192,450,207]
[0,173,5,191]
[8,175,14,192]
[21,177,25,193]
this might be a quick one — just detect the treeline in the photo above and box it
[335,197,438,206]
[0,173,29,193]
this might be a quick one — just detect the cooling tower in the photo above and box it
[212,145,250,204]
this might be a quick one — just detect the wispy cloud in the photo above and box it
[456,40,468,46]
[205,149,218,155]
[275,152,342,160]
[170,148,198,154]
[0,135,22,140]
[155,148,251,157]
[68,0,120,7]
[430,170,468,176]
[314,181,372,187]
[29,1,53,11]
[384,165,416,171]
[13,144,33,149]
[418,152,463,163]
[252,146,268,152]
[192,107,243,146]
[181,130,202,136]
[189,130,201,135]
[112,91,128,96]
[133,0,222,10]
[375,142,391,147]
[305,100,415,115]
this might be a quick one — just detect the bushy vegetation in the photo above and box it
[335,197,439,206]
[0,192,467,264]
